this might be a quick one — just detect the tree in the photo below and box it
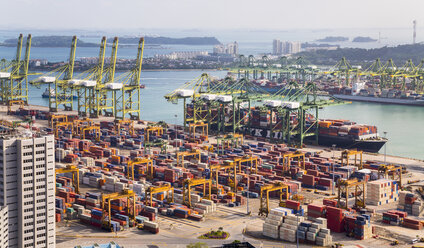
[187,242,208,248]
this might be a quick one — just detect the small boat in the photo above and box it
[140,84,145,89]
[42,88,78,100]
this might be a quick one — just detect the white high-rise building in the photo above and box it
[213,42,239,55]
[273,39,282,55]
[273,40,302,55]
[0,134,55,248]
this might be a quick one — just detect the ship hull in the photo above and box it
[316,135,386,153]
[333,94,424,106]
[239,127,386,153]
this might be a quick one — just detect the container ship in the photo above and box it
[328,82,424,106]
[316,119,387,152]
[186,103,387,153]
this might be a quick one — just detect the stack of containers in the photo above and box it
[326,206,344,233]
[382,212,401,225]
[353,215,372,240]
[307,204,326,221]
[285,200,304,215]
[316,228,333,246]
[262,208,289,239]
[105,176,117,192]
[402,217,423,230]
[366,179,399,206]
[399,191,423,216]
[301,174,315,188]
[90,208,103,228]
[280,214,304,242]
[143,221,159,234]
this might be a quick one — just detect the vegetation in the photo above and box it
[187,242,209,248]
[296,43,424,65]
[198,227,229,239]
[352,36,377,43]
[0,36,98,47]
[108,36,221,45]
[316,36,349,42]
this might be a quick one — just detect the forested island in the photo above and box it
[0,36,98,47]
[297,43,424,65]
[1,35,221,47]
[111,36,221,45]
[316,36,349,42]
[352,36,378,42]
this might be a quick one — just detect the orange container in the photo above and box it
[56,213,61,222]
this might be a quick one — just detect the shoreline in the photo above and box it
[8,103,424,163]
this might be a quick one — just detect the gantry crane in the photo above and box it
[188,121,208,141]
[97,37,119,117]
[116,119,134,136]
[176,149,201,167]
[55,164,80,194]
[49,115,68,128]
[126,157,153,181]
[378,164,403,186]
[210,161,238,192]
[101,189,136,230]
[340,149,363,169]
[145,184,174,206]
[144,126,164,143]
[77,37,107,118]
[31,36,77,112]
[73,118,94,136]
[233,155,259,173]
[1,34,34,105]
[182,178,212,208]
[82,125,101,141]
[216,133,243,154]
[115,37,145,120]
[259,182,289,216]
[281,152,305,174]
[336,178,366,209]
[54,121,73,137]
[7,99,25,114]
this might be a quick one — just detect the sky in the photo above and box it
[0,0,423,31]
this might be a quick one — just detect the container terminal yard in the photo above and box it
[0,34,424,248]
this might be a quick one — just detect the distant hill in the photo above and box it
[352,36,377,43]
[296,43,424,65]
[316,36,349,42]
[109,36,221,45]
[0,36,98,47]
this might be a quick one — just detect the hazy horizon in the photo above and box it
[0,0,422,31]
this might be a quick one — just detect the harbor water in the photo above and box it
[23,70,424,160]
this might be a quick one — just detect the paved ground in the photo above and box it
[7,105,422,247]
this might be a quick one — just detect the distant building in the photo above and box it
[272,40,301,55]
[155,51,209,60]
[213,42,239,55]
[273,39,282,55]
[213,44,226,54]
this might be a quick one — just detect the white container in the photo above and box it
[216,95,232,102]
[83,80,97,87]
[282,101,300,109]
[69,79,83,85]
[264,100,282,107]
[105,82,123,90]
[40,76,56,83]
[176,89,194,97]
[200,94,216,101]
[0,72,11,79]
